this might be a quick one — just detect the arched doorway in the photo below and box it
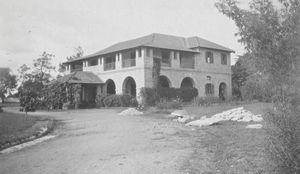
[158,75,171,88]
[106,79,116,95]
[219,82,227,100]
[180,77,194,88]
[122,77,136,97]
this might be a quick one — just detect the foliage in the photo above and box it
[157,87,198,102]
[241,74,274,102]
[17,64,31,82]
[0,106,3,112]
[156,98,182,110]
[0,68,17,103]
[72,84,82,109]
[140,87,198,106]
[58,46,84,73]
[17,52,56,111]
[18,79,43,112]
[32,52,56,84]
[95,93,107,107]
[43,81,68,110]
[231,55,249,99]
[192,96,221,106]
[265,94,300,173]
[216,0,300,173]
[103,94,138,107]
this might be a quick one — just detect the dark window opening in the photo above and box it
[221,53,227,65]
[205,83,214,95]
[205,51,214,63]
[88,58,98,66]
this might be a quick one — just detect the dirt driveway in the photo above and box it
[0,109,206,174]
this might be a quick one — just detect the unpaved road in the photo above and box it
[0,109,208,174]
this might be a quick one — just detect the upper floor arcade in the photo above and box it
[64,46,232,74]
[63,33,234,74]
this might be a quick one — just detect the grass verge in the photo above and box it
[0,111,55,150]
[181,102,273,173]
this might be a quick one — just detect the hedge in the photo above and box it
[140,87,198,106]
[102,94,138,107]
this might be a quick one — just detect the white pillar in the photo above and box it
[116,53,122,70]
[172,51,180,68]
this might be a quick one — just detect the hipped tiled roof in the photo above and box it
[65,33,234,63]
[57,71,103,84]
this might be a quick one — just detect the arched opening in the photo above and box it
[158,75,171,88]
[106,79,116,95]
[122,77,136,97]
[180,77,194,89]
[219,82,227,100]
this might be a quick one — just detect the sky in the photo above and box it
[0,0,251,74]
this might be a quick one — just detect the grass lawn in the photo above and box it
[0,111,54,150]
[183,102,274,173]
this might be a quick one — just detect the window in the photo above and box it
[205,51,214,63]
[131,51,136,59]
[205,83,214,95]
[161,50,171,66]
[88,58,98,66]
[221,53,227,65]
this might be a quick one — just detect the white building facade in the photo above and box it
[63,33,234,101]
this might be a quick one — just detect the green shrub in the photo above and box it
[156,98,182,110]
[140,87,159,106]
[192,96,221,106]
[103,94,138,107]
[95,93,107,107]
[265,95,300,174]
[180,88,199,102]
[241,75,273,102]
[120,94,138,107]
[157,87,198,102]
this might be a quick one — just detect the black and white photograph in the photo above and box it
[0,0,299,173]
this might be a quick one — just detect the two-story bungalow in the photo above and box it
[63,33,234,103]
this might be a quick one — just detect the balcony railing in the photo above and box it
[180,62,195,69]
[104,62,116,71]
[122,59,136,68]
[161,59,171,67]
[71,67,83,72]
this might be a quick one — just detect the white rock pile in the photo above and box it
[170,110,194,123]
[118,108,143,116]
[186,107,263,127]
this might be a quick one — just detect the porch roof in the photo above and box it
[57,71,104,84]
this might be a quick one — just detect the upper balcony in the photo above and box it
[70,62,83,72]
[104,56,116,71]
[122,50,136,68]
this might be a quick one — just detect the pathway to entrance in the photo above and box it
[0,109,202,174]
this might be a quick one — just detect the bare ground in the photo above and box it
[0,108,205,174]
[0,103,271,174]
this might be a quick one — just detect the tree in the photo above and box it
[17,64,32,82]
[58,46,84,73]
[216,0,300,173]
[231,55,249,99]
[0,68,17,103]
[32,52,56,84]
[18,51,56,111]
